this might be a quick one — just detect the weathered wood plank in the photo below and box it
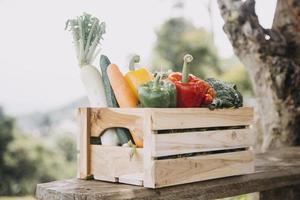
[151,107,253,130]
[153,129,254,157]
[36,147,300,200]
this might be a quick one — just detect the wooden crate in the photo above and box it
[77,107,254,188]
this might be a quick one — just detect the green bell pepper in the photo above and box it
[138,74,177,108]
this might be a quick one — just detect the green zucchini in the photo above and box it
[99,55,132,145]
[100,55,119,107]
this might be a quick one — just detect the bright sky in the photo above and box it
[0,0,276,115]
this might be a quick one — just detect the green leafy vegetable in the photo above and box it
[65,13,106,67]
[205,78,243,109]
[128,140,137,160]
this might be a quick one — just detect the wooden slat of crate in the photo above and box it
[89,108,146,140]
[77,108,91,179]
[119,173,144,186]
[153,128,254,157]
[90,145,144,181]
[152,150,254,188]
[151,107,253,130]
[142,110,156,188]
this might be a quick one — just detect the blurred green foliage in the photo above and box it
[152,17,252,95]
[207,57,253,96]
[0,109,76,196]
[0,197,35,200]
[56,134,77,162]
[152,17,221,77]
[218,58,252,95]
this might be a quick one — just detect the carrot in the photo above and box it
[107,64,143,147]
[107,64,138,108]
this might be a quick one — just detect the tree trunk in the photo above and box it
[217,0,300,150]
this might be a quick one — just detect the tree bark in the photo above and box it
[217,0,300,150]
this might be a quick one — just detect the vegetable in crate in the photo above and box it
[66,13,119,146]
[100,55,132,145]
[99,55,119,107]
[138,73,177,108]
[107,62,142,147]
[153,70,172,80]
[124,55,154,98]
[205,78,243,109]
[107,63,138,107]
[65,13,106,107]
[168,54,216,107]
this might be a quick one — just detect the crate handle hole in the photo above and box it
[90,127,134,146]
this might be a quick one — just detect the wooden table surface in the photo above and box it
[36,147,300,200]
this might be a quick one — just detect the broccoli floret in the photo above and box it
[205,78,243,109]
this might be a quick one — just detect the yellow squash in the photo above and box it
[124,55,153,98]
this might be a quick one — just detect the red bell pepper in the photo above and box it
[168,54,216,108]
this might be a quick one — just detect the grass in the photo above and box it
[220,195,248,200]
[218,193,259,200]
[0,197,35,200]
